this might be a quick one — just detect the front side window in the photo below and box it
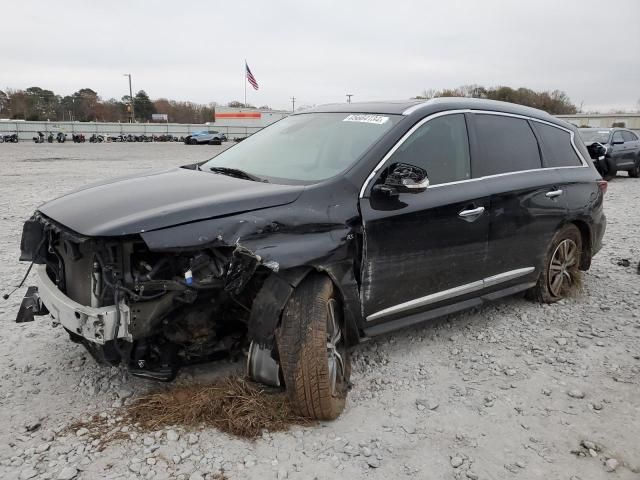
[533,122,583,168]
[612,131,624,143]
[385,113,471,186]
[473,114,542,177]
[202,112,400,183]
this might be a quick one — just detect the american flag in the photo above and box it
[245,62,259,90]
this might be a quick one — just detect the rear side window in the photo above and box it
[532,122,583,167]
[622,131,638,142]
[387,113,471,185]
[473,114,542,177]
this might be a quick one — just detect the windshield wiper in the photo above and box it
[208,166,267,182]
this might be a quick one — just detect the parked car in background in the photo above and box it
[184,131,227,145]
[579,127,640,180]
[16,98,606,420]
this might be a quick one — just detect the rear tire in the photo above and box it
[277,274,350,420]
[527,224,583,303]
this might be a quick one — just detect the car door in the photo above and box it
[359,112,490,325]
[621,131,640,168]
[610,130,627,168]
[468,113,569,287]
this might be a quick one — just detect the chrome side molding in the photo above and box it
[366,266,535,321]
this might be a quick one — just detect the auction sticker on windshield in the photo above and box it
[343,114,389,125]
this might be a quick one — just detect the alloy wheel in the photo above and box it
[326,298,345,396]
[548,239,578,297]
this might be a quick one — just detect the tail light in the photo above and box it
[597,179,608,195]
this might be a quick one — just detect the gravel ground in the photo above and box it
[0,143,639,480]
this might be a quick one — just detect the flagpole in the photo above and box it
[244,60,247,107]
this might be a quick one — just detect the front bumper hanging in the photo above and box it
[16,265,132,345]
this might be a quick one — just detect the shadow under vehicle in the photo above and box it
[16,98,606,420]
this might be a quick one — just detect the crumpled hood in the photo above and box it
[38,167,304,236]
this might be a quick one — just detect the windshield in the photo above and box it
[579,129,611,143]
[202,112,401,183]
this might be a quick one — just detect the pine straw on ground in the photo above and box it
[70,376,312,445]
[125,376,312,438]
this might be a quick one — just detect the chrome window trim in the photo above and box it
[359,109,588,199]
[359,109,472,198]
[366,267,535,322]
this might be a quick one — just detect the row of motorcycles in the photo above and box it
[0,133,19,143]
[31,132,186,143]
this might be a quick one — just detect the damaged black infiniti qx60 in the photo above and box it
[16,98,606,420]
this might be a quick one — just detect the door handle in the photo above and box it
[545,189,564,198]
[458,206,485,218]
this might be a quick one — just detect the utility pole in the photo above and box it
[291,96,296,112]
[346,94,353,103]
[123,73,134,123]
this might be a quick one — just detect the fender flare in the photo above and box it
[247,264,362,349]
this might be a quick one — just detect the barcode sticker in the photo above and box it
[343,114,389,125]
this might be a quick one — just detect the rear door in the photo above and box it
[468,113,568,287]
[359,113,490,324]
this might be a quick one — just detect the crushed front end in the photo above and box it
[17,212,269,381]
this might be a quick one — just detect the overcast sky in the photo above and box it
[3,0,639,112]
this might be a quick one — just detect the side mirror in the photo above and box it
[385,163,429,193]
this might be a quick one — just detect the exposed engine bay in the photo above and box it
[19,212,280,381]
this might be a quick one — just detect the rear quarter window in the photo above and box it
[532,122,583,168]
[473,114,542,177]
[622,131,638,142]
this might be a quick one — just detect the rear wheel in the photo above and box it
[276,274,350,420]
[528,224,583,303]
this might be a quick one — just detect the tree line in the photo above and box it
[0,84,606,121]
[415,85,579,114]
[0,87,255,123]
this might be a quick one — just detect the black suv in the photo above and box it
[580,127,640,180]
[17,98,606,420]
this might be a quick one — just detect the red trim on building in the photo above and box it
[216,112,262,119]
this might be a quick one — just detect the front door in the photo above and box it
[359,113,490,324]
[610,130,627,169]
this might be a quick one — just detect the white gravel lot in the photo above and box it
[0,142,639,480]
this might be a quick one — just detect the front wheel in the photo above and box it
[528,224,583,303]
[629,158,640,178]
[276,274,350,420]
[603,157,617,181]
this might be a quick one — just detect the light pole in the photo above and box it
[123,73,134,123]
[291,96,296,112]
[346,94,353,103]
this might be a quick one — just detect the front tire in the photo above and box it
[528,224,583,303]
[629,157,640,178]
[603,157,617,181]
[277,274,350,420]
